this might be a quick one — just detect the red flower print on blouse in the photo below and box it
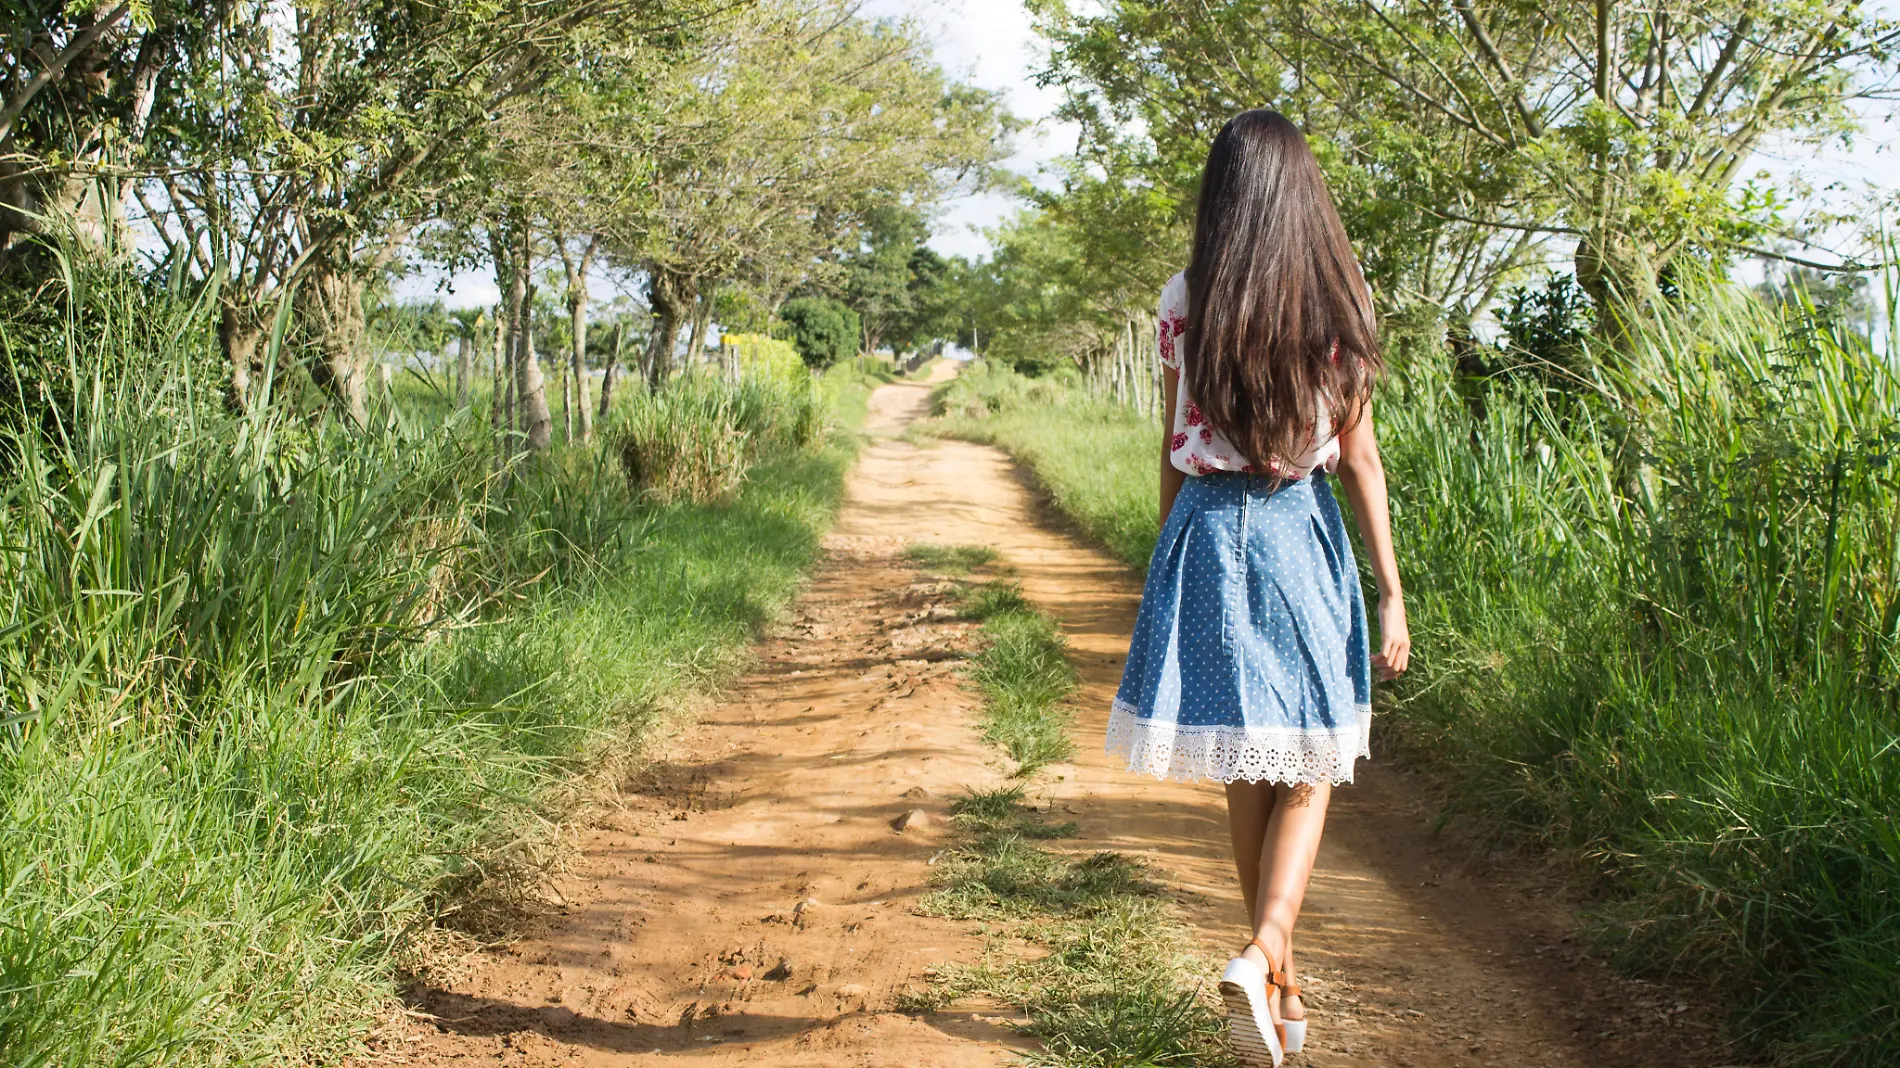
[1185,403,1205,427]
[1170,432,1188,451]
[1199,427,1214,444]
[1188,455,1214,475]
[1168,314,1187,338]
[1158,326,1175,363]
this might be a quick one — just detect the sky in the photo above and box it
[402,0,1896,308]
[858,0,1080,260]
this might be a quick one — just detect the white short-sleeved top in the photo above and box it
[1158,271,1340,479]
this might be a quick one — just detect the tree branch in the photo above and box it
[0,2,134,149]
[1730,242,1890,273]
[1452,0,1545,137]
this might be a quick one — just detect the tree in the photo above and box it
[118,0,702,419]
[448,306,488,406]
[778,296,858,370]
[1032,0,1900,331]
[841,202,930,357]
[624,0,1010,384]
[886,244,957,357]
[0,2,195,264]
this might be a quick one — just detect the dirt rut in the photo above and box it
[372,366,1732,1067]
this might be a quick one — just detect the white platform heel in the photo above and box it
[1217,939,1287,1067]
[1279,971,1307,1054]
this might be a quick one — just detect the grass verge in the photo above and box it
[904,545,1233,1067]
[0,266,878,1068]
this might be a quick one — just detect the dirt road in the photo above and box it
[372,366,1730,1067]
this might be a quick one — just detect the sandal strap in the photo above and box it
[1246,938,1290,989]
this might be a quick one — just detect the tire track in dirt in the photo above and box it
[368,364,1732,1067]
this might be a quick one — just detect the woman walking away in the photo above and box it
[1106,109,1411,1067]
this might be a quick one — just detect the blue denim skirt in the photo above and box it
[1108,471,1372,785]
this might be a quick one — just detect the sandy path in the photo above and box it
[373,365,1729,1067]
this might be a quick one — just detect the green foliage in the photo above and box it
[607,372,828,505]
[949,209,1124,375]
[1498,273,1595,374]
[928,272,1900,1065]
[720,332,807,388]
[838,202,963,357]
[1028,0,1896,317]
[0,272,867,1066]
[778,295,862,370]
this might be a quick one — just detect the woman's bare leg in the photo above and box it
[1225,780,1331,1021]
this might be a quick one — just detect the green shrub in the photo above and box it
[608,373,829,505]
[778,295,860,370]
[610,381,752,504]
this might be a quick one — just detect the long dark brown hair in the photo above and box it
[1183,110,1380,471]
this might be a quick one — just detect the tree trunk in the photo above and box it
[599,320,623,420]
[685,292,712,370]
[490,224,522,455]
[561,344,572,442]
[219,301,267,413]
[513,230,553,451]
[645,269,684,389]
[455,332,472,407]
[560,236,597,443]
[300,264,370,426]
[491,300,508,467]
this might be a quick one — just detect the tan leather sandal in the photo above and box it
[1280,974,1306,1054]
[1218,937,1286,1066]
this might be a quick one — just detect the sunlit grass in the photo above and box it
[0,261,873,1066]
[904,541,1002,574]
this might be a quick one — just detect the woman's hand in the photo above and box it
[1373,592,1410,679]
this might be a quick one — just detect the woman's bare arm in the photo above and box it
[1332,398,1410,678]
[1158,366,1186,528]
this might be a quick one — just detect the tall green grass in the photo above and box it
[0,262,870,1065]
[607,371,829,504]
[929,273,1900,1066]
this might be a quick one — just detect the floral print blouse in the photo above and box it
[1157,271,1341,479]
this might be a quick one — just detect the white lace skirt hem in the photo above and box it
[1106,698,1372,786]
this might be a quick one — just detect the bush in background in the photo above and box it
[608,370,830,505]
[778,295,860,370]
[720,331,807,387]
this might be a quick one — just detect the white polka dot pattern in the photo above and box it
[1110,471,1374,786]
